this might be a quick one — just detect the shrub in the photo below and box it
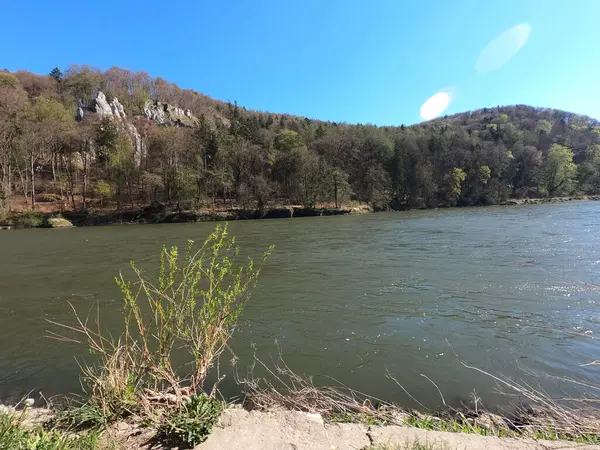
[49,223,272,431]
[156,394,222,448]
[11,211,45,228]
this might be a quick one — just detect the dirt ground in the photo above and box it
[197,408,598,450]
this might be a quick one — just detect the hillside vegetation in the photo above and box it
[1,65,600,218]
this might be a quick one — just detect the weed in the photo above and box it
[48,223,271,441]
[55,399,106,430]
[0,411,101,450]
[367,439,454,450]
[155,394,222,448]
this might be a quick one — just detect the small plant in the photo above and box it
[55,399,106,430]
[156,394,222,448]
[49,223,272,440]
[0,411,101,450]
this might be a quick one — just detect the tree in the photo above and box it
[23,96,74,208]
[2,66,600,218]
[274,129,304,152]
[541,144,577,196]
[364,165,392,210]
[49,67,63,83]
[577,144,600,194]
[443,167,467,206]
[0,73,29,212]
[326,167,352,208]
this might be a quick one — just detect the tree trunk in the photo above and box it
[30,154,36,209]
[82,153,88,210]
[51,153,58,191]
[333,175,338,208]
[128,181,134,209]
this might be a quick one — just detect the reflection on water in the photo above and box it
[1,202,600,409]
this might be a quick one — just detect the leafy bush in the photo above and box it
[10,211,45,228]
[50,223,272,433]
[156,394,222,448]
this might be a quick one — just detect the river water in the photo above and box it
[1,202,600,411]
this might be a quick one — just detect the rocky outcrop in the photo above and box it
[143,100,199,126]
[77,92,146,167]
[90,91,126,119]
[76,91,205,168]
[126,122,145,167]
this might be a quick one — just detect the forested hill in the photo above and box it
[1,65,600,216]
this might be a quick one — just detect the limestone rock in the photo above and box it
[93,91,113,117]
[110,97,126,118]
[127,122,146,167]
[143,100,199,126]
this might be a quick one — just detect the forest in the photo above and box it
[2,64,600,218]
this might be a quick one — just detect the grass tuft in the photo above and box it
[155,394,222,448]
[0,411,101,450]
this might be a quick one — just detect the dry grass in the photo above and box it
[237,351,600,444]
[237,354,406,426]
[460,361,600,442]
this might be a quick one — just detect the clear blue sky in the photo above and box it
[1,0,599,125]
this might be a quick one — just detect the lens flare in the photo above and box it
[420,87,455,121]
[476,23,531,73]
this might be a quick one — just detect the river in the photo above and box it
[1,202,600,411]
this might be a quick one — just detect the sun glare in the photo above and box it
[420,89,454,121]
[476,23,532,73]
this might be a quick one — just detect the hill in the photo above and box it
[1,65,600,218]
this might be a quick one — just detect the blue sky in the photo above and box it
[1,0,600,125]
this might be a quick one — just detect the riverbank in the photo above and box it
[3,194,600,230]
[197,407,596,450]
[1,402,597,450]
[0,203,372,229]
[501,195,600,206]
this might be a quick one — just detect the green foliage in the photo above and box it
[536,119,553,134]
[49,67,63,83]
[0,412,100,450]
[541,144,577,196]
[4,67,600,213]
[274,129,304,152]
[10,211,45,228]
[443,167,467,205]
[52,224,271,429]
[94,180,115,205]
[55,401,106,430]
[0,72,21,88]
[367,440,453,450]
[156,394,222,448]
[404,414,511,438]
[478,166,491,185]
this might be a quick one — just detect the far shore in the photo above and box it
[1,195,600,230]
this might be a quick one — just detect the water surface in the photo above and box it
[1,202,600,410]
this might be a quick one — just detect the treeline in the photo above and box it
[2,64,600,216]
